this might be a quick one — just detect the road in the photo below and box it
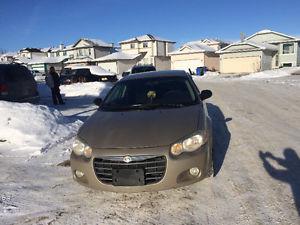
[1,76,299,224]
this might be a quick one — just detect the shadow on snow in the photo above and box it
[207,103,231,176]
[259,148,300,216]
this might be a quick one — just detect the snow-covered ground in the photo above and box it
[1,73,300,224]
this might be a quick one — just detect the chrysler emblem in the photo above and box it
[123,155,132,163]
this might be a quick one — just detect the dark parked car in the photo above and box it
[60,66,118,84]
[71,70,213,192]
[0,64,39,103]
[131,65,156,74]
[122,65,156,77]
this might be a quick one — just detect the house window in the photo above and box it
[79,49,83,56]
[56,52,59,56]
[282,43,294,54]
[63,51,67,56]
[282,63,292,67]
[88,48,91,55]
[130,43,135,49]
[143,42,148,48]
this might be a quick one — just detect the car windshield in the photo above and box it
[101,76,198,111]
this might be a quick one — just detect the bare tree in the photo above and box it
[0,48,7,54]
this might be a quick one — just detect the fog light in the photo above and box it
[189,167,200,177]
[75,170,84,178]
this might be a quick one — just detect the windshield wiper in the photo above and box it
[101,103,189,111]
[127,103,185,110]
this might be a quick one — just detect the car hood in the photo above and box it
[78,105,203,149]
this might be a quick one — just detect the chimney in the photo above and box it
[240,32,246,42]
[59,43,64,50]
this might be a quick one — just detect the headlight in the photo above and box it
[72,138,92,158]
[170,132,207,156]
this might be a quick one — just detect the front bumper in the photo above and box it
[70,143,212,192]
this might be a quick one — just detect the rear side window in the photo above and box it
[71,69,90,76]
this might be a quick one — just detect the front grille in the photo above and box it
[93,155,167,185]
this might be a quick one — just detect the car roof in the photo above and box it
[132,65,155,68]
[0,63,25,69]
[121,70,189,81]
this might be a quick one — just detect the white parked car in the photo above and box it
[30,70,45,82]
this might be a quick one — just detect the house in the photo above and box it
[93,51,145,74]
[18,48,47,59]
[198,39,228,51]
[217,30,300,74]
[63,38,115,66]
[48,44,73,58]
[0,52,17,63]
[26,56,68,74]
[169,39,228,73]
[119,34,175,70]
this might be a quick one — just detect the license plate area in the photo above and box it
[112,169,145,186]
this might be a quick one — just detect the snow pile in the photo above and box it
[192,71,221,81]
[239,67,300,80]
[60,82,113,98]
[193,67,300,82]
[0,101,82,154]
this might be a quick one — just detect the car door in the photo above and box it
[5,66,37,101]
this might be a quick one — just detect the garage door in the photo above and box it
[221,56,261,74]
[171,59,203,73]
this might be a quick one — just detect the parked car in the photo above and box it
[121,65,156,77]
[0,64,39,103]
[60,66,117,84]
[30,70,45,82]
[30,70,44,76]
[70,70,213,192]
[131,65,156,74]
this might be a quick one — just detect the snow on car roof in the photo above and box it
[69,65,115,76]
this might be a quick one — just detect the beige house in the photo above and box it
[218,30,300,74]
[94,52,145,74]
[119,34,175,70]
[169,39,227,73]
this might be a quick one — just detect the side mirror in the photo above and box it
[199,90,212,101]
[93,98,102,106]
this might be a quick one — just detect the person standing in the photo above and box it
[45,67,64,105]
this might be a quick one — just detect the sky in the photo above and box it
[0,0,300,52]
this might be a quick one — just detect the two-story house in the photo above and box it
[119,34,175,70]
[52,38,115,66]
[217,30,300,74]
[169,39,228,73]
